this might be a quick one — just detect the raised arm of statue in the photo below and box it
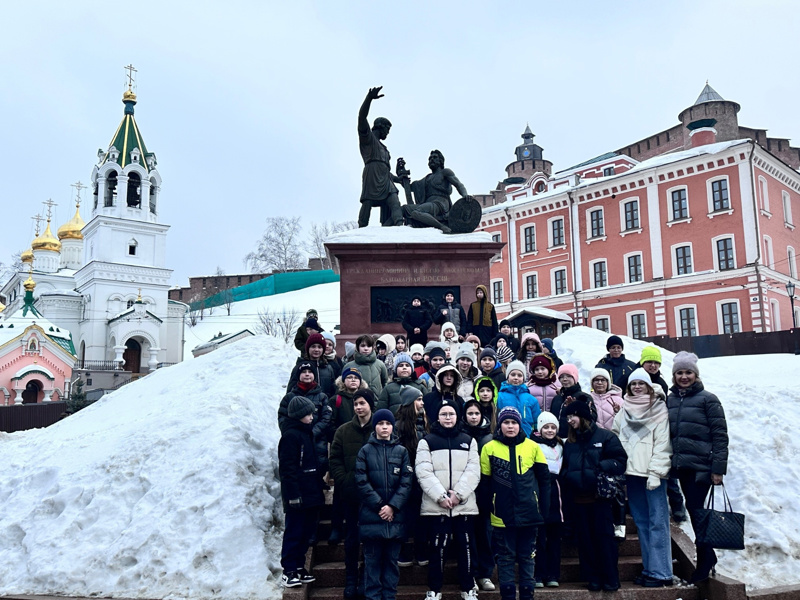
[443,168,468,198]
[358,86,384,136]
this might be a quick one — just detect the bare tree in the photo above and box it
[0,251,24,287]
[221,287,235,316]
[306,221,358,270]
[244,216,305,273]
[256,307,301,345]
[212,265,226,294]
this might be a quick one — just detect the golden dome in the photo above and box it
[57,205,85,240]
[23,273,36,292]
[21,248,34,264]
[31,222,62,253]
[123,89,137,102]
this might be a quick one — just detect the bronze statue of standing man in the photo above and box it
[357,87,403,227]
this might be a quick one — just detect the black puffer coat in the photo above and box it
[330,416,374,504]
[422,365,466,425]
[278,383,332,472]
[286,356,341,398]
[560,423,627,500]
[278,419,325,511]
[402,305,433,346]
[595,354,637,390]
[667,380,728,476]
[355,434,413,540]
[550,383,598,438]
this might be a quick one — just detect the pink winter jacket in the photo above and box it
[528,380,562,413]
[591,385,624,430]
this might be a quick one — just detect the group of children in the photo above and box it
[278,317,716,599]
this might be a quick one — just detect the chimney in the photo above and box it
[687,118,717,148]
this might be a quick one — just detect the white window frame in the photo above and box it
[619,197,642,236]
[671,242,694,277]
[788,246,797,279]
[770,299,781,331]
[706,175,733,217]
[547,216,566,250]
[623,251,644,283]
[588,258,608,288]
[667,185,691,224]
[491,232,503,262]
[711,235,737,271]
[587,207,606,242]
[783,191,794,227]
[763,235,775,269]
[491,278,504,305]
[551,267,569,296]
[626,310,648,339]
[716,298,742,334]
[592,316,611,333]
[759,176,771,215]
[523,271,538,299]
[674,304,699,337]
[521,224,537,254]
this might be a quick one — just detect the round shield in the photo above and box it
[447,196,482,233]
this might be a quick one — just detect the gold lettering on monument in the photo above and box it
[348,265,483,284]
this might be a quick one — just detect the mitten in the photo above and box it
[646,475,661,491]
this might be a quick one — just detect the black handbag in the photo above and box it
[695,484,745,550]
[596,472,625,500]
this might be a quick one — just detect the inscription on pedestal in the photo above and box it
[349,265,482,285]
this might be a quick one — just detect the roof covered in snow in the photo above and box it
[326,225,493,245]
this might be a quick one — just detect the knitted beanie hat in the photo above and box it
[506,360,527,379]
[455,342,476,364]
[496,346,515,364]
[606,335,624,350]
[394,352,414,369]
[344,341,356,360]
[372,408,396,428]
[400,386,424,406]
[627,367,653,390]
[480,347,497,360]
[590,368,612,387]
[537,411,559,431]
[288,396,315,420]
[298,361,316,378]
[305,333,326,353]
[529,354,554,373]
[303,317,321,331]
[353,389,376,410]
[321,331,336,347]
[639,345,662,365]
[563,400,593,422]
[341,366,362,382]
[497,406,522,426]
[672,351,700,376]
[409,343,425,356]
[557,364,580,383]
[429,346,447,361]
[476,377,496,393]
[437,398,461,420]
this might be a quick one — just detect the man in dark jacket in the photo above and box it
[355,409,413,600]
[595,335,637,390]
[480,407,551,600]
[329,390,375,599]
[433,289,467,338]
[402,296,433,347]
[279,397,325,588]
[293,309,321,351]
[466,284,498,346]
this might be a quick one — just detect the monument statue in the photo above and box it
[357,87,403,227]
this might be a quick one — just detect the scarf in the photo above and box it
[619,391,668,445]
[297,381,316,394]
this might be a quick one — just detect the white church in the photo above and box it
[0,84,187,374]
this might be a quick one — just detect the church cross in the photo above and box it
[71,181,87,207]
[32,214,43,236]
[43,198,57,221]
[124,64,137,91]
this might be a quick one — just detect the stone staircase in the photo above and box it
[283,496,701,600]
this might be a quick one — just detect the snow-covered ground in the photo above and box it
[1,295,798,597]
[555,327,800,590]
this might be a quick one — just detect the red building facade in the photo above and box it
[478,85,800,339]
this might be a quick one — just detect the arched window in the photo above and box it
[127,172,142,207]
[127,299,135,309]
[149,177,157,214]
[105,171,118,207]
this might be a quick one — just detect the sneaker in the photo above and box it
[534,581,544,588]
[417,559,430,567]
[297,568,315,584]
[614,524,626,539]
[461,590,479,600]
[425,592,442,600]
[545,581,560,587]
[281,571,301,588]
[477,578,495,591]
[398,559,414,567]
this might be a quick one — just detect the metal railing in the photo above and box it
[75,360,122,371]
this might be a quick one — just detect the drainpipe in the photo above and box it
[748,140,767,330]
[504,206,517,313]
[567,191,580,320]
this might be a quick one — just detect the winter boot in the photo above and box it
[499,583,516,600]
[519,584,535,600]
[343,574,358,599]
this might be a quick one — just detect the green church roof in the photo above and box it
[100,91,153,172]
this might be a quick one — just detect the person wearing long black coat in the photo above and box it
[667,352,729,584]
[402,296,434,347]
[356,409,413,600]
[433,289,468,338]
[560,401,627,592]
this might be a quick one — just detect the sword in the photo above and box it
[396,157,414,205]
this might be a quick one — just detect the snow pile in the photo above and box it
[554,327,800,590]
[0,334,297,599]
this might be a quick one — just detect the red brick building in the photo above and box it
[478,85,800,339]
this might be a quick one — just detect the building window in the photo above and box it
[593,261,608,288]
[783,191,794,225]
[595,317,610,333]
[590,209,604,238]
[550,218,565,247]
[603,166,615,176]
[523,226,536,253]
[671,188,688,220]
[553,269,568,295]
[789,247,797,279]
[759,176,770,213]
[716,238,735,271]
[679,307,697,337]
[536,181,546,193]
[492,233,501,243]
[492,281,503,304]
[624,200,639,230]
[764,236,775,269]
[525,274,538,299]
[627,254,643,283]
[127,299,135,309]
[675,245,693,275]
[711,179,730,212]
[721,302,740,334]
[630,313,647,339]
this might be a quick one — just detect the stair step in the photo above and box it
[308,581,699,600]
[309,556,645,588]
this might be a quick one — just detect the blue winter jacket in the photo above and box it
[496,381,542,436]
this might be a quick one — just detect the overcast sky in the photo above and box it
[2,0,798,286]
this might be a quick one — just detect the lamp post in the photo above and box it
[582,306,590,327]
[788,281,797,329]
